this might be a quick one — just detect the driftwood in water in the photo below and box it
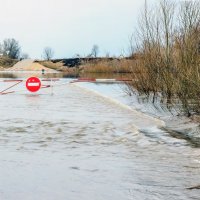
[187,185,200,190]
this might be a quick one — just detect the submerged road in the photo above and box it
[0,79,199,200]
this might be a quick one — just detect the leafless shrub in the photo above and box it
[43,47,54,61]
[90,45,99,58]
[21,53,29,59]
[128,0,200,116]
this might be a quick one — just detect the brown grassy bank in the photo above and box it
[0,57,18,70]
[38,58,135,78]
[80,58,133,74]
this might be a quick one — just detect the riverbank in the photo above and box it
[127,0,200,118]
[37,57,135,77]
[77,82,200,146]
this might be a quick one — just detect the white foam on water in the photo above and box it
[72,82,165,130]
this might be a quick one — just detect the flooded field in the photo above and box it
[0,73,200,200]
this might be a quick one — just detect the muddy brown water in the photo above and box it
[0,73,200,200]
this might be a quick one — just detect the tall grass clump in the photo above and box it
[129,0,200,116]
[81,58,134,74]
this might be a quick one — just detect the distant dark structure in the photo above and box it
[51,58,83,67]
[35,57,133,69]
[50,57,126,68]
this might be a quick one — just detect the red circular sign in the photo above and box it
[26,77,41,92]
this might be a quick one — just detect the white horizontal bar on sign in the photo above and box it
[95,79,116,82]
[28,83,40,86]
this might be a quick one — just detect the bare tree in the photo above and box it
[105,52,110,58]
[43,47,54,60]
[1,38,21,59]
[21,53,29,59]
[91,45,99,57]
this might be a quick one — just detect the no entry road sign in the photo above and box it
[26,77,41,92]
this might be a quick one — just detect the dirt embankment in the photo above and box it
[4,59,57,72]
[38,60,80,76]
[0,57,18,70]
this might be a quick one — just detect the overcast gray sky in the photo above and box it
[0,0,158,58]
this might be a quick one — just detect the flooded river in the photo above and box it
[0,74,200,200]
